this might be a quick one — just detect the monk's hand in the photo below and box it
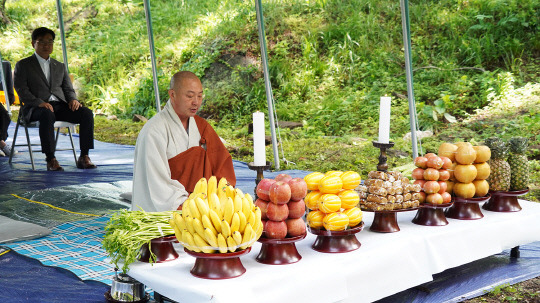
[69,99,81,111]
[39,102,54,112]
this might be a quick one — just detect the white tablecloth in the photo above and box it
[128,200,540,303]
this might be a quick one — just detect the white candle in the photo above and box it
[253,111,266,166]
[378,96,391,143]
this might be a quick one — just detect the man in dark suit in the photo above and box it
[14,27,96,171]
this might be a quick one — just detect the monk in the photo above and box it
[132,71,236,212]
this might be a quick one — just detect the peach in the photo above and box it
[288,178,308,201]
[265,220,287,239]
[423,181,441,194]
[426,156,444,169]
[438,181,448,194]
[269,181,291,204]
[423,168,440,181]
[256,178,275,201]
[439,169,450,181]
[414,156,428,168]
[254,199,269,220]
[412,168,425,180]
[266,202,289,221]
[287,199,306,219]
[286,218,306,237]
[441,192,452,204]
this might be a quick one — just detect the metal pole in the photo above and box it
[400,0,418,159]
[56,0,69,73]
[143,0,161,113]
[255,0,280,170]
[0,52,11,116]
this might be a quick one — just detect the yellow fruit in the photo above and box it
[340,171,361,189]
[195,197,209,217]
[193,233,214,253]
[223,197,234,224]
[232,231,243,246]
[337,189,360,209]
[305,190,322,210]
[455,145,477,165]
[473,146,491,163]
[230,212,240,233]
[454,164,478,183]
[240,224,254,250]
[325,170,343,177]
[343,208,363,227]
[204,228,218,249]
[473,180,489,197]
[438,142,458,162]
[318,175,343,194]
[217,233,228,253]
[453,182,476,199]
[237,211,247,233]
[221,220,231,238]
[227,236,237,252]
[317,194,341,213]
[181,199,192,219]
[208,193,221,216]
[323,212,349,231]
[306,210,325,229]
[207,176,217,197]
[474,162,490,180]
[208,209,222,233]
[184,216,196,236]
[182,230,200,252]
[304,172,325,191]
[201,214,217,236]
[192,218,205,239]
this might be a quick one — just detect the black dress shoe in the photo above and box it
[46,158,64,171]
[77,155,97,169]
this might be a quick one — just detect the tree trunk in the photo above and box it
[0,0,11,25]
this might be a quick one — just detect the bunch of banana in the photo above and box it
[169,177,263,253]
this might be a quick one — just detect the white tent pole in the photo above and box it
[0,51,11,116]
[143,0,161,113]
[55,0,69,73]
[400,0,419,159]
[255,0,280,170]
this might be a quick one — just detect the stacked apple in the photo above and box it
[412,153,452,204]
[255,174,308,239]
[303,171,363,231]
[438,142,491,198]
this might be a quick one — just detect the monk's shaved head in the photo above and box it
[170,71,200,91]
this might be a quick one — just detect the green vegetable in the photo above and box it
[102,209,176,274]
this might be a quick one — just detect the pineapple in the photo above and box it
[508,137,529,190]
[485,140,510,191]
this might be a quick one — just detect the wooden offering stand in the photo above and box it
[184,247,251,279]
[445,195,490,220]
[412,202,453,226]
[308,222,364,253]
[483,188,528,212]
[367,208,418,232]
[248,161,272,199]
[138,235,179,263]
[256,233,307,265]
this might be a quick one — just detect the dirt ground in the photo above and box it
[464,276,540,302]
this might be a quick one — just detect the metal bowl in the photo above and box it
[109,273,147,302]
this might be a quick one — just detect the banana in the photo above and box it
[169,219,183,241]
[207,176,217,197]
[208,209,222,233]
[227,236,237,252]
[230,212,240,233]
[182,199,192,219]
[240,224,254,249]
[247,211,256,227]
[204,227,219,249]
[185,216,196,236]
[255,222,264,238]
[174,212,186,231]
[217,177,228,193]
[223,197,234,224]
[192,217,205,239]
[217,233,228,253]
[189,198,202,221]
[241,197,252,219]
[232,231,243,246]
[193,233,214,253]
[225,185,235,200]
[201,214,217,236]
[254,206,262,223]
[220,219,231,238]
[234,188,244,198]
[182,230,200,252]
[193,177,208,197]
[237,211,247,233]
[195,197,210,217]
[233,195,243,213]
[208,193,222,216]
[188,192,197,200]
[244,193,254,204]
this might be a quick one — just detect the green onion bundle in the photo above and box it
[103,209,176,274]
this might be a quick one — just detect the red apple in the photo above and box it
[286,218,306,237]
[441,192,452,204]
[440,157,452,169]
[254,199,269,220]
[426,156,444,169]
[412,168,425,180]
[266,202,289,221]
[414,156,428,169]
[437,181,448,194]
[439,169,450,181]
[269,181,291,204]
[423,168,440,181]
[275,173,292,183]
[423,181,441,194]
[426,193,443,204]
[288,178,308,201]
[265,220,287,239]
[287,199,306,219]
[256,178,276,201]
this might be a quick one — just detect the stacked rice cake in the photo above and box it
[356,171,421,211]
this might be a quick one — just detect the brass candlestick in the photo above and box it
[248,161,272,199]
[372,141,395,172]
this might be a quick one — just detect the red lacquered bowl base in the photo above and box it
[412,207,449,226]
[483,189,528,212]
[138,235,179,263]
[308,223,364,253]
[256,233,306,265]
[185,247,251,280]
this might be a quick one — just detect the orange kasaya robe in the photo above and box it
[168,116,236,203]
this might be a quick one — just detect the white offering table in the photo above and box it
[128,200,540,303]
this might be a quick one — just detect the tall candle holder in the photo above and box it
[248,161,272,199]
[372,141,395,172]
